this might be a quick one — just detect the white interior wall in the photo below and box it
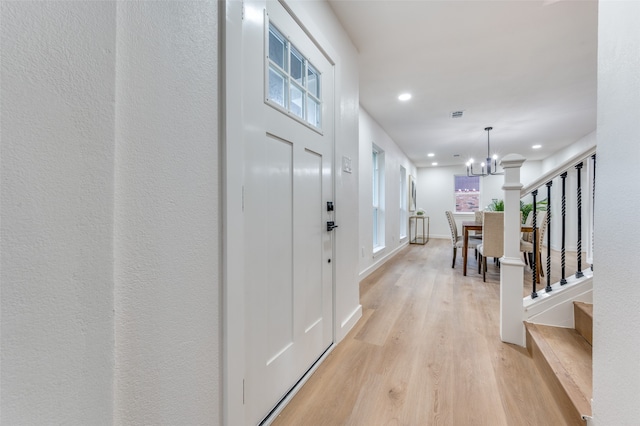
[1,3,116,423]
[593,2,640,424]
[358,108,417,280]
[416,161,542,239]
[113,2,220,424]
[541,130,596,174]
[1,1,221,424]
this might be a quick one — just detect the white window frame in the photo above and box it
[265,21,323,133]
[454,175,481,213]
[399,166,408,239]
[373,146,385,253]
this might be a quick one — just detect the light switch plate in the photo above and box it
[342,156,352,173]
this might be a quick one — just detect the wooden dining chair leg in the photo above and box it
[452,247,457,268]
[483,257,487,282]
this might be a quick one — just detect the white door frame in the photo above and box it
[222,1,338,424]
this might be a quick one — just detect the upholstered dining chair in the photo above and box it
[473,210,484,238]
[477,211,504,281]
[520,211,548,283]
[445,210,479,269]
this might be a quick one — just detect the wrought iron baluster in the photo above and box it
[560,172,568,285]
[531,189,538,298]
[576,162,584,278]
[545,181,553,292]
[591,154,596,272]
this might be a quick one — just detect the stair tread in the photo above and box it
[526,322,592,418]
[573,301,593,319]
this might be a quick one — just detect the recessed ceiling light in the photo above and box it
[427,153,435,157]
[532,144,542,149]
[398,93,412,101]
[431,162,438,166]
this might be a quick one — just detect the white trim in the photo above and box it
[341,305,363,334]
[427,235,452,240]
[359,241,409,282]
[523,271,593,328]
[372,245,386,257]
[222,2,245,425]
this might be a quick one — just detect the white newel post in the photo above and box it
[499,154,526,346]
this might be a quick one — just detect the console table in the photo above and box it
[409,215,429,245]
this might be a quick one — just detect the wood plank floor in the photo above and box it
[272,239,574,426]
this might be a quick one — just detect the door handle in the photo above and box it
[327,221,339,232]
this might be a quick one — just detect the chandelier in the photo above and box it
[466,126,504,177]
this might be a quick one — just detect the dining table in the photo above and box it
[461,221,535,277]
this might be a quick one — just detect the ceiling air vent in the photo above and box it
[450,110,464,119]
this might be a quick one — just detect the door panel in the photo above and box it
[263,135,294,362]
[242,1,335,424]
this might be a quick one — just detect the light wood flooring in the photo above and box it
[273,238,578,426]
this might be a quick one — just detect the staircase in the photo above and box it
[525,301,593,425]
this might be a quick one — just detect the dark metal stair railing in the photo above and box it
[531,189,538,299]
[575,162,584,279]
[560,172,568,285]
[591,154,596,272]
[519,149,596,299]
[545,180,553,293]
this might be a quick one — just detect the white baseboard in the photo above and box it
[358,241,409,282]
[339,304,362,342]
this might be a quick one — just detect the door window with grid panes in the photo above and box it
[267,23,322,130]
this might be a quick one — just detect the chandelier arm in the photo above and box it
[466,126,504,177]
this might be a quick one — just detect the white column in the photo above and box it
[499,154,526,346]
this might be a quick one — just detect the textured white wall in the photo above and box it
[358,108,417,279]
[113,2,220,424]
[592,1,640,424]
[1,1,220,424]
[1,2,116,423]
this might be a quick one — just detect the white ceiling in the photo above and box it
[327,0,598,167]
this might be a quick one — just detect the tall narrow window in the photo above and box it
[399,166,407,239]
[267,23,322,129]
[454,175,480,212]
[373,146,385,251]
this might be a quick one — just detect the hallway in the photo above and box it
[274,239,569,425]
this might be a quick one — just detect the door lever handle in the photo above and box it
[327,221,339,232]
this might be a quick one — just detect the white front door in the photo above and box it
[241,2,335,424]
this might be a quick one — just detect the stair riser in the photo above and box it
[574,303,593,346]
